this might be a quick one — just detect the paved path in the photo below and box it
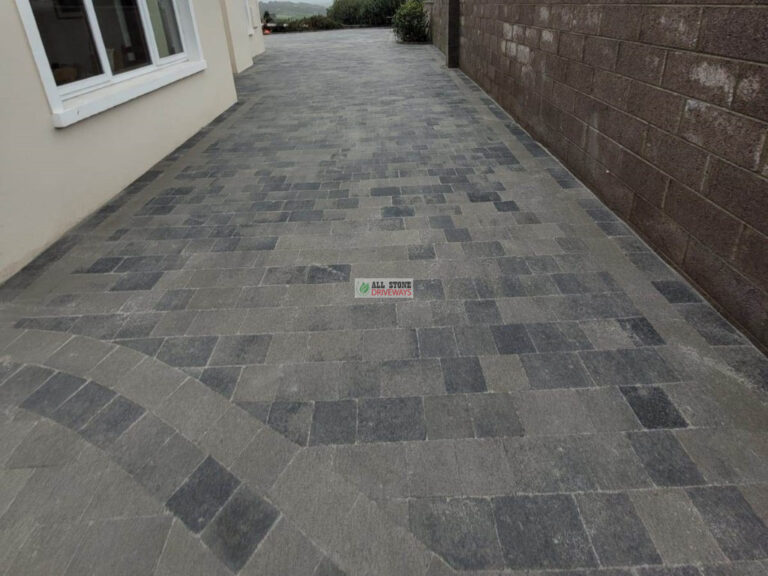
[1,29,768,575]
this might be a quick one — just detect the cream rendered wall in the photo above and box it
[0,1,238,283]
[250,0,266,57]
[220,0,255,73]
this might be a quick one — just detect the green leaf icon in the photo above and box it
[359,282,370,295]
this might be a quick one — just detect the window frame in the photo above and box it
[15,0,207,127]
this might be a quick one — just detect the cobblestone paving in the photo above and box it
[1,29,768,575]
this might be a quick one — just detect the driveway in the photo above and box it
[1,28,767,575]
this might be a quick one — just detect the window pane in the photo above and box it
[29,0,103,86]
[146,0,183,58]
[92,0,151,74]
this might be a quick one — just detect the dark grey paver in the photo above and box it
[491,324,535,354]
[688,486,768,560]
[0,365,55,407]
[629,431,706,487]
[20,372,86,417]
[621,386,688,429]
[157,336,218,367]
[358,397,426,443]
[469,393,524,438]
[521,353,592,389]
[80,396,145,448]
[51,381,115,430]
[652,280,702,304]
[576,492,662,566]
[310,399,356,445]
[200,366,241,398]
[424,395,474,440]
[210,334,271,365]
[409,498,504,570]
[418,327,458,358]
[464,300,502,325]
[202,485,279,571]
[441,357,486,393]
[267,401,313,446]
[167,456,241,533]
[492,494,597,569]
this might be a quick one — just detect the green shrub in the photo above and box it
[392,0,428,42]
[284,15,343,32]
[328,0,404,26]
[327,0,363,24]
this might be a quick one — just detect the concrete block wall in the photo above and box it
[430,1,768,351]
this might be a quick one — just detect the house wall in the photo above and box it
[220,0,256,73]
[430,1,768,350]
[0,0,238,283]
[250,0,266,57]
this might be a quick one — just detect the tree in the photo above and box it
[263,10,274,23]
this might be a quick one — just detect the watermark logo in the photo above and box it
[355,278,413,298]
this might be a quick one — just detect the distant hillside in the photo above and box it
[260,1,327,20]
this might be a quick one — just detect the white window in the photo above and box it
[16,0,207,127]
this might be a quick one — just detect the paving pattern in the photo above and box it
[1,28,768,575]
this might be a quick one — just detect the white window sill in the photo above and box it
[52,60,207,128]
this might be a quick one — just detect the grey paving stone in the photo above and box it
[631,489,727,565]
[200,366,241,398]
[464,300,502,325]
[313,557,346,576]
[441,357,486,393]
[108,412,174,474]
[132,432,205,500]
[155,289,195,311]
[687,486,768,561]
[167,456,240,533]
[418,327,458,358]
[242,516,323,576]
[51,381,115,430]
[492,494,597,569]
[409,497,504,570]
[520,352,591,389]
[155,520,231,576]
[629,431,706,487]
[310,399,356,445]
[580,348,679,386]
[6,419,83,469]
[20,372,85,417]
[0,365,54,408]
[267,401,313,445]
[333,442,408,499]
[232,428,299,492]
[307,264,351,284]
[408,245,436,260]
[210,334,271,365]
[358,396,426,443]
[469,393,523,438]
[444,228,471,242]
[525,322,592,352]
[424,395,474,440]
[617,317,666,346]
[576,492,662,566]
[202,485,279,572]
[62,516,172,576]
[453,325,498,356]
[5,522,85,576]
[157,336,218,367]
[414,279,445,300]
[490,324,535,354]
[621,386,688,429]
[652,280,702,304]
[363,328,418,361]
[110,271,163,291]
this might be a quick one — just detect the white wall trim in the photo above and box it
[14,0,207,128]
[53,59,207,127]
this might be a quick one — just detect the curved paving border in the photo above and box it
[0,327,451,576]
